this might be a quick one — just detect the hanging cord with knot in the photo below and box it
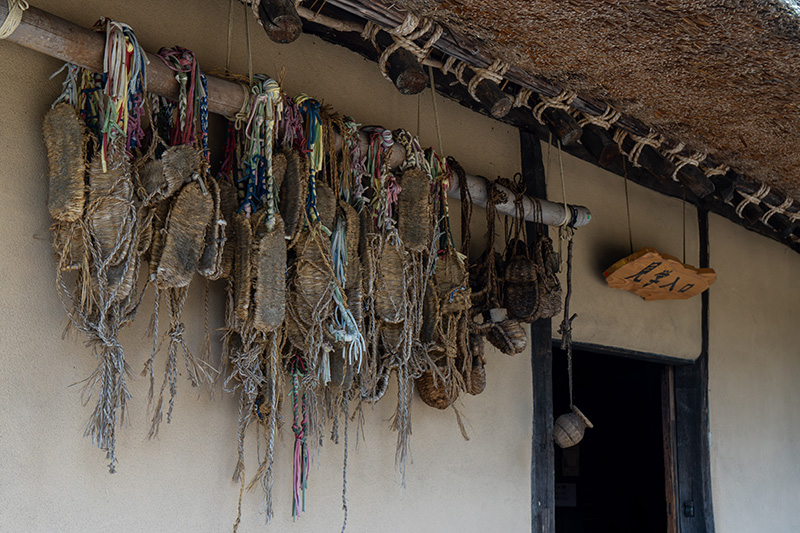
[558,230,577,409]
[483,181,506,307]
[613,128,661,168]
[0,0,28,39]
[361,14,443,83]
[663,141,707,182]
[533,90,577,124]
[449,157,472,256]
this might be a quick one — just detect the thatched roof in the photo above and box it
[395,0,800,200]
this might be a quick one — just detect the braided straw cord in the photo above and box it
[361,14,443,83]
[533,90,577,123]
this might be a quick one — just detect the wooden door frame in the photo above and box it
[520,131,715,533]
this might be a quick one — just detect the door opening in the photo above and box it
[552,348,670,533]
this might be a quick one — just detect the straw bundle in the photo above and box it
[421,280,440,343]
[435,250,471,315]
[147,199,171,278]
[217,179,239,279]
[233,212,254,323]
[345,283,363,330]
[465,333,486,395]
[52,221,84,272]
[375,238,406,324]
[43,103,85,223]
[273,152,287,190]
[137,145,202,207]
[417,370,458,410]
[483,319,527,355]
[156,180,214,288]
[279,150,308,239]
[341,200,361,289]
[533,234,562,319]
[315,180,337,231]
[197,178,225,279]
[396,168,432,252]
[87,154,135,266]
[252,216,287,333]
[294,230,334,322]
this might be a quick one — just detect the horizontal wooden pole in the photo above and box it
[0,2,590,227]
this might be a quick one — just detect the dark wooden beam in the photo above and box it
[521,131,555,533]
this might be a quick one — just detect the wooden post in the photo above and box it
[257,0,303,43]
[673,208,715,533]
[580,124,625,174]
[521,131,556,533]
[662,366,679,533]
[373,31,428,95]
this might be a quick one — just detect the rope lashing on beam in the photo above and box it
[613,128,661,168]
[466,58,508,101]
[575,105,621,130]
[663,142,708,182]
[533,90,577,124]
[761,197,794,226]
[361,14,443,83]
[441,55,509,103]
[0,0,27,39]
[513,87,533,108]
[704,162,730,178]
[735,182,771,218]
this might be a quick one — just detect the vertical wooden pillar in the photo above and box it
[521,130,556,533]
[673,208,715,533]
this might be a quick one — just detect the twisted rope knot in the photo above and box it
[576,105,621,130]
[513,87,534,108]
[364,13,443,82]
[169,323,186,341]
[467,59,509,101]
[704,162,730,178]
[670,149,707,181]
[761,196,794,226]
[533,90,577,123]
[615,129,662,168]
[735,182,771,218]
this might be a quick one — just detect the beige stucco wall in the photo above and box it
[0,1,531,531]
[3,1,799,532]
[708,214,800,533]
[546,145,702,359]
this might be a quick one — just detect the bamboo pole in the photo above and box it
[0,2,591,228]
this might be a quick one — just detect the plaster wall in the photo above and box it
[0,1,530,532]
[545,145,702,360]
[708,214,800,533]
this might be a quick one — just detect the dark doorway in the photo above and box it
[553,348,668,533]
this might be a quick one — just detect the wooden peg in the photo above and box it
[458,69,512,118]
[258,0,303,44]
[580,124,624,173]
[374,31,428,95]
[537,104,583,146]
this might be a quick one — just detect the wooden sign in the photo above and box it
[603,248,716,301]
